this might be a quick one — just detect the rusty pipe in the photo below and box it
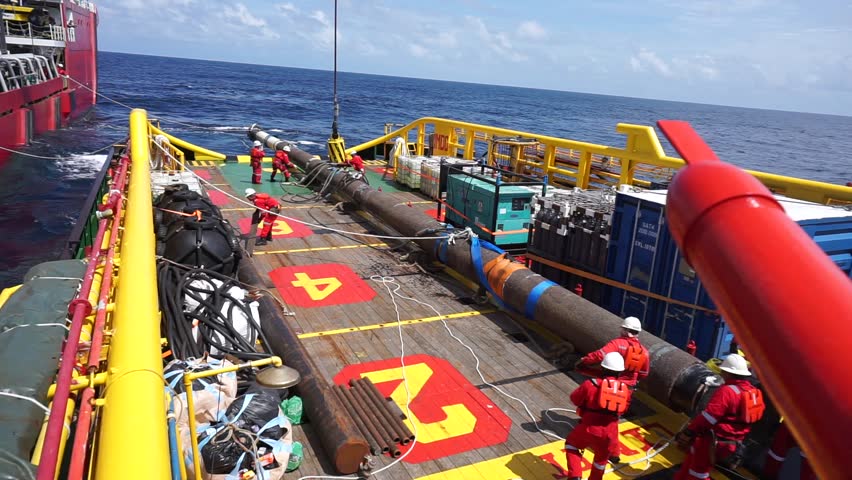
[331,386,382,456]
[336,385,389,454]
[358,378,415,443]
[349,380,401,444]
[344,384,396,453]
[352,379,409,445]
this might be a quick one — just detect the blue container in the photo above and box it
[605,189,852,359]
[605,191,674,321]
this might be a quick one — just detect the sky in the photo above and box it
[96,0,852,116]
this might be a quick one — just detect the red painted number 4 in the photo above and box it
[269,263,376,308]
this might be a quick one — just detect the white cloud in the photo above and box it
[410,44,429,58]
[310,10,331,27]
[276,3,298,15]
[518,20,547,40]
[222,3,265,28]
[630,48,673,77]
[465,16,527,62]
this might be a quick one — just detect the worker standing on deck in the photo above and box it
[245,188,280,246]
[763,419,815,480]
[250,140,264,184]
[271,145,295,183]
[345,150,365,173]
[674,354,765,480]
[576,316,649,390]
[564,352,632,480]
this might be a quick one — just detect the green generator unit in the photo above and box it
[445,174,537,247]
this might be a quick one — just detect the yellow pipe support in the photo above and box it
[94,109,171,480]
[348,117,852,205]
[184,356,283,480]
[46,372,108,399]
[31,397,76,475]
[0,284,22,310]
[149,123,227,161]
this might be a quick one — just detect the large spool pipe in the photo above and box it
[248,125,718,414]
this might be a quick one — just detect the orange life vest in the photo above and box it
[728,384,766,424]
[623,343,647,373]
[591,378,629,415]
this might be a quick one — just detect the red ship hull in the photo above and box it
[0,0,98,161]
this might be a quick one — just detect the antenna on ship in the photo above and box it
[326,0,348,164]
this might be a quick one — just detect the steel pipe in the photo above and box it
[248,125,717,414]
[359,378,415,444]
[332,386,382,455]
[351,379,408,445]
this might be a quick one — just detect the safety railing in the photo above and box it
[2,20,71,42]
[351,117,852,205]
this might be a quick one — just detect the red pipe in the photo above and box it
[657,120,852,480]
[36,157,129,479]
[66,156,129,479]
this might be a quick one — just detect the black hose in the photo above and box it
[157,261,272,361]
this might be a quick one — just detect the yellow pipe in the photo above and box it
[46,372,108,399]
[0,284,21,310]
[94,109,171,479]
[149,123,227,161]
[184,356,282,480]
[31,397,76,476]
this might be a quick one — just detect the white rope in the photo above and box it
[1,323,70,336]
[150,139,468,242]
[0,391,50,414]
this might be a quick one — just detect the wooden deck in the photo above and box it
[190,161,730,480]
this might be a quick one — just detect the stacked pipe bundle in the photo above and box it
[528,188,616,304]
[331,378,415,457]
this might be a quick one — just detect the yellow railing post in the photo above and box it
[94,109,171,480]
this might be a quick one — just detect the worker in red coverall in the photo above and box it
[674,354,765,480]
[763,420,815,480]
[345,150,365,173]
[565,352,632,480]
[250,140,264,184]
[576,316,650,390]
[245,188,279,246]
[271,145,295,182]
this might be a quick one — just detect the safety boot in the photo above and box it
[255,238,268,246]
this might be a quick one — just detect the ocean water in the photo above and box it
[1,51,851,288]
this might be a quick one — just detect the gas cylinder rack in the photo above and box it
[442,163,547,253]
[527,188,616,305]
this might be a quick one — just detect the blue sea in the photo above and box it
[1,51,851,288]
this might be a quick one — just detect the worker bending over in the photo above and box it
[271,145,295,182]
[245,188,280,246]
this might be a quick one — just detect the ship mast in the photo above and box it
[325,0,348,163]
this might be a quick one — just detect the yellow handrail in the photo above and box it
[94,109,171,479]
[150,123,227,161]
[350,117,852,205]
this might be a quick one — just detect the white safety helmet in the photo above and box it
[719,353,751,376]
[245,188,256,197]
[347,149,357,155]
[282,145,291,152]
[621,316,642,333]
[253,140,262,147]
[601,352,625,372]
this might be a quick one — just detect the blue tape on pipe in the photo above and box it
[525,280,557,319]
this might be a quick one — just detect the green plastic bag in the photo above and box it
[286,441,303,472]
[281,396,303,425]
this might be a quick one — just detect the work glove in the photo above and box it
[675,429,694,449]
[573,359,585,370]
[251,210,261,225]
